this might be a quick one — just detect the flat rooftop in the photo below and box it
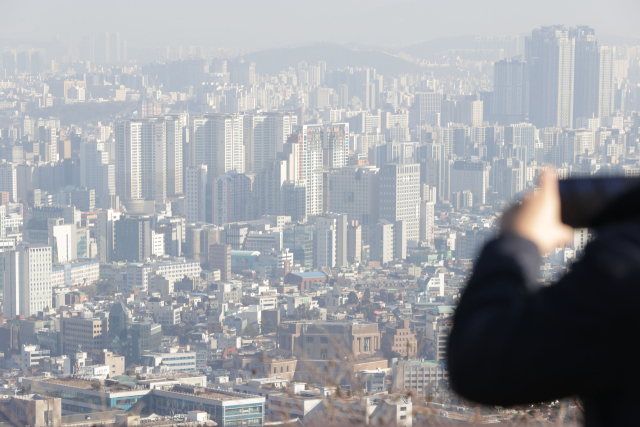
[39,377,95,389]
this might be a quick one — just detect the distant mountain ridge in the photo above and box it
[243,43,423,76]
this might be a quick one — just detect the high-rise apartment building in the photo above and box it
[114,218,152,262]
[243,112,297,173]
[0,163,17,202]
[493,58,528,124]
[572,27,615,125]
[115,120,142,200]
[450,161,487,205]
[504,123,536,164]
[3,244,52,319]
[165,115,185,196]
[115,117,185,203]
[80,141,115,205]
[212,172,253,225]
[185,165,208,223]
[323,123,350,169]
[313,213,347,269]
[97,209,120,263]
[298,125,324,217]
[190,114,244,179]
[347,220,362,263]
[527,26,575,129]
[378,164,421,241]
[140,118,167,203]
[419,201,435,245]
[410,92,442,127]
[327,166,380,239]
[209,244,231,282]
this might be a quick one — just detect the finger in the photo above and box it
[539,170,560,201]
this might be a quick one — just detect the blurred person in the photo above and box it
[448,170,639,426]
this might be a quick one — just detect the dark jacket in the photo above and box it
[448,224,640,426]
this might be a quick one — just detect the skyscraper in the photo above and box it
[165,115,185,196]
[116,117,184,203]
[570,26,616,125]
[327,166,380,242]
[298,125,324,217]
[493,58,528,124]
[378,163,421,242]
[140,118,167,203]
[114,218,152,262]
[450,161,487,206]
[410,92,442,127]
[115,120,142,200]
[96,32,110,64]
[190,114,244,178]
[212,171,254,225]
[185,165,208,224]
[243,112,297,173]
[527,26,575,129]
[3,243,52,319]
[323,123,350,169]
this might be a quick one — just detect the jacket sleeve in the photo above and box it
[448,227,640,406]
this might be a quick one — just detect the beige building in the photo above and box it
[98,349,125,377]
[380,320,417,357]
[393,359,448,392]
[7,394,61,427]
[61,313,109,356]
[435,318,453,361]
[278,321,380,360]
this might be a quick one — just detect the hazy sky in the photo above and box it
[1,0,639,50]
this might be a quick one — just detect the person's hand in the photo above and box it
[501,170,574,254]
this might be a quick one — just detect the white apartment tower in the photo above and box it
[191,114,244,179]
[378,164,421,242]
[0,163,17,202]
[165,115,184,196]
[299,125,324,217]
[115,120,142,200]
[323,123,350,169]
[3,244,52,319]
[243,112,297,173]
[140,118,167,203]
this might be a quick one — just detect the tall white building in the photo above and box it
[323,123,350,169]
[185,165,208,224]
[140,118,167,203]
[314,217,337,269]
[79,141,115,204]
[378,164,421,242]
[191,114,244,179]
[299,125,324,217]
[3,243,52,319]
[165,115,185,196]
[327,166,380,243]
[97,209,120,263]
[527,25,575,129]
[0,163,17,202]
[419,201,435,245]
[116,117,185,203]
[243,112,297,173]
[115,120,142,200]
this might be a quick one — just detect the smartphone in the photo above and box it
[559,177,640,228]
